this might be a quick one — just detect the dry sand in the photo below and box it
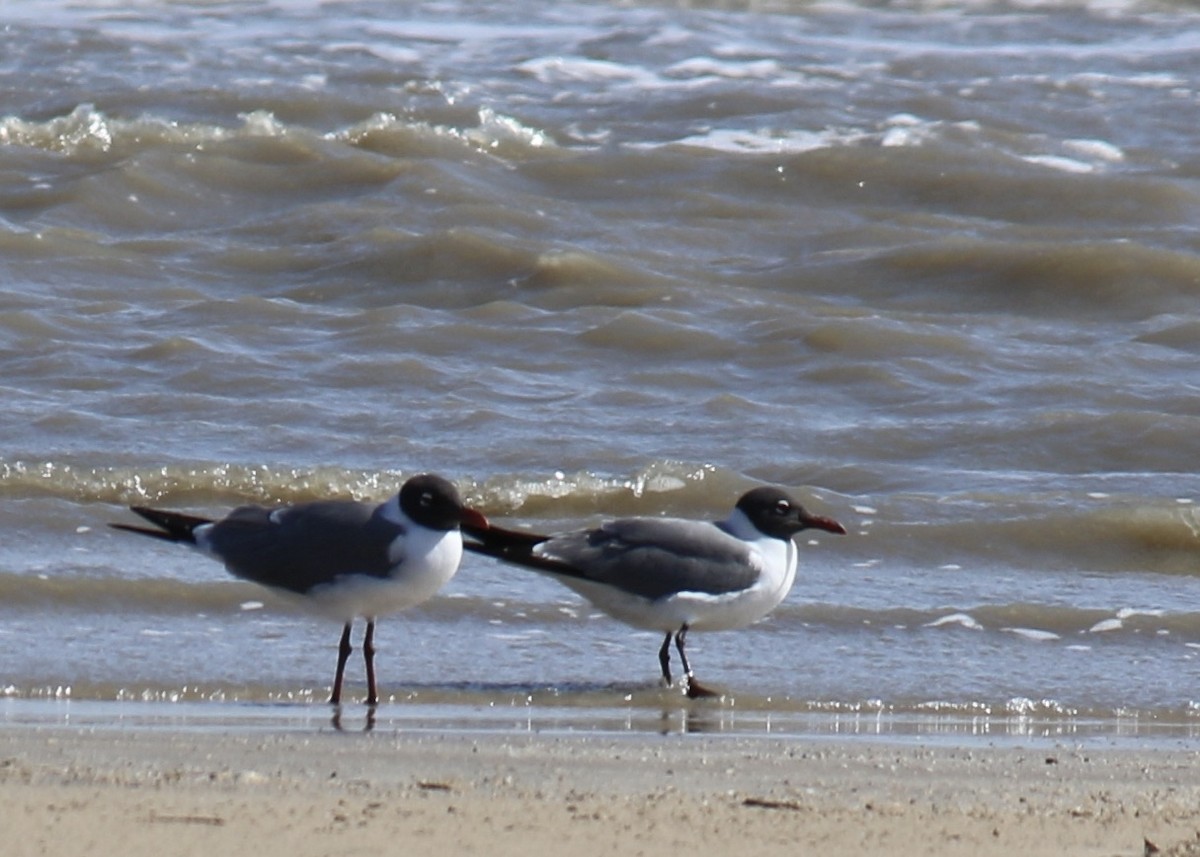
[2,715,1200,857]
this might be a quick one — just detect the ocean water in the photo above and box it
[3,0,1200,738]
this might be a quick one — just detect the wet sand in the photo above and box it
[3,712,1200,857]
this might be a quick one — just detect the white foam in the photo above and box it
[1116,607,1164,619]
[665,57,782,80]
[1087,618,1123,633]
[0,103,115,153]
[334,107,553,154]
[237,110,287,137]
[470,107,552,150]
[669,127,862,155]
[1063,138,1124,163]
[880,114,940,148]
[1021,154,1096,174]
[925,612,983,630]
[1003,627,1061,642]
[517,56,659,86]
[1006,696,1073,715]
[327,41,422,65]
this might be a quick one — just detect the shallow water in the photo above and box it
[2,0,1200,733]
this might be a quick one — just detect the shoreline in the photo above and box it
[5,695,1200,746]
[3,701,1200,856]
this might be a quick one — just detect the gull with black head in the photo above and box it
[112,473,488,707]
[463,485,845,698]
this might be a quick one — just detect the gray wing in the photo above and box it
[205,501,405,595]
[534,517,760,600]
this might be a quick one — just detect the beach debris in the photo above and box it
[417,780,454,792]
[741,797,804,812]
[146,812,225,826]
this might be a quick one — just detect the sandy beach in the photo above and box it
[3,707,1199,857]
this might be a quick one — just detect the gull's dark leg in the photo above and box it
[331,622,353,705]
[673,625,693,680]
[363,619,378,707]
[658,631,674,686]
[675,625,719,699]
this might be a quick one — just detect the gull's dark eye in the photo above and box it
[420,492,434,507]
[774,500,791,515]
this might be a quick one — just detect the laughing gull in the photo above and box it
[462,486,845,698]
[111,473,488,706]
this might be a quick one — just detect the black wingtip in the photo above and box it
[108,522,180,542]
[461,523,589,579]
[110,506,212,544]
